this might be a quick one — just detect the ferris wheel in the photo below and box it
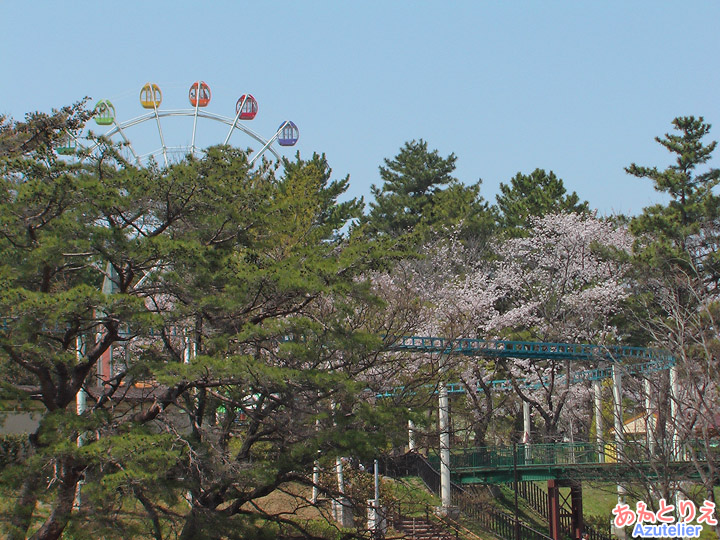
[58,81,299,167]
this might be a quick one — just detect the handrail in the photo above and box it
[432,441,688,471]
[388,336,675,365]
[388,501,458,540]
[383,452,554,540]
[377,353,675,398]
[430,513,484,540]
[453,491,554,540]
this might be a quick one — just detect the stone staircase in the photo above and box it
[392,515,457,540]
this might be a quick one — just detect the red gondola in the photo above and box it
[277,121,299,147]
[189,81,211,107]
[236,94,258,120]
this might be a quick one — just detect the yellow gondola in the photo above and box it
[140,83,162,109]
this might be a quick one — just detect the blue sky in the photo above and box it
[2,2,718,216]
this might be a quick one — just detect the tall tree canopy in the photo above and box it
[365,139,495,242]
[0,107,412,540]
[625,116,720,509]
[628,116,720,265]
[495,168,588,238]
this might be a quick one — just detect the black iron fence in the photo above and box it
[383,452,554,540]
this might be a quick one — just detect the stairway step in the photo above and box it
[393,517,455,540]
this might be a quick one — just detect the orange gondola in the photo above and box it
[189,81,211,107]
[236,94,258,120]
[140,83,162,109]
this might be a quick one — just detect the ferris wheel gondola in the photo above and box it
[56,132,78,155]
[93,100,116,126]
[236,94,258,120]
[278,121,299,146]
[188,81,211,108]
[140,84,162,109]
[246,121,300,166]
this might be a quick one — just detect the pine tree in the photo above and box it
[366,139,495,242]
[627,116,720,252]
[495,168,588,238]
[0,108,412,539]
[624,117,720,506]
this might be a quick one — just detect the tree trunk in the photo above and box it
[178,508,201,540]
[29,461,81,540]
[135,487,163,540]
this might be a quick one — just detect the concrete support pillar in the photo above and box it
[76,339,87,419]
[612,364,626,513]
[183,335,196,364]
[613,483,628,539]
[523,400,531,441]
[312,418,320,504]
[331,400,352,527]
[523,400,531,462]
[408,419,416,451]
[439,378,451,511]
[333,456,353,527]
[669,365,680,460]
[611,364,624,459]
[312,461,320,504]
[644,378,655,456]
[98,262,119,386]
[74,336,87,510]
[594,379,604,463]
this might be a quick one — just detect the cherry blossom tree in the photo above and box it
[372,214,634,443]
[485,212,633,441]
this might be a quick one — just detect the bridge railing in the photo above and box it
[430,441,674,471]
[449,443,599,470]
[389,336,674,364]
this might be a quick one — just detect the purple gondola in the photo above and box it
[277,121,299,146]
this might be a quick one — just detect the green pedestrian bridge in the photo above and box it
[428,442,709,484]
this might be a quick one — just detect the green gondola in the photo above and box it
[56,132,77,155]
[93,99,115,126]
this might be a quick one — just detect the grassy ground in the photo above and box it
[581,481,720,539]
[5,475,718,539]
[493,484,553,535]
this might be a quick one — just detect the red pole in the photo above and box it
[548,479,562,540]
